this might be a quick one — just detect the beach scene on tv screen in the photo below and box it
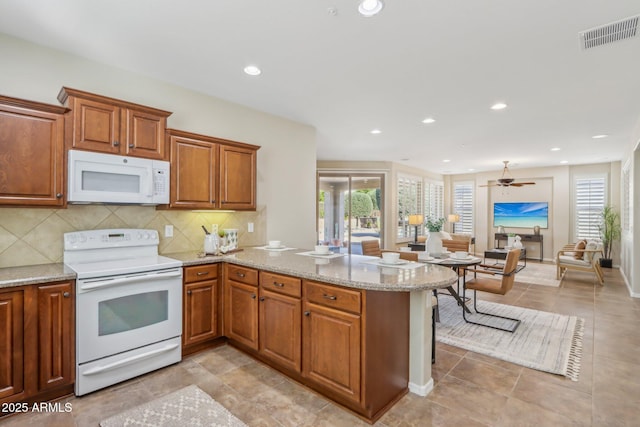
[494,202,548,228]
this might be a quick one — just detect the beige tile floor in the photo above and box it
[1,266,638,426]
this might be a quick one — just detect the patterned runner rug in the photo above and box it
[100,385,247,427]
[436,296,583,380]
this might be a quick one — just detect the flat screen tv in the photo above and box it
[493,202,548,229]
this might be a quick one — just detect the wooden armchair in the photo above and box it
[361,239,382,257]
[461,249,522,332]
[556,241,604,285]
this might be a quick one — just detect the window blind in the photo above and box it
[575,177,606,240]
[453,182,474,234]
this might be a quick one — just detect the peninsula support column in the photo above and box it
[408,289,434,396]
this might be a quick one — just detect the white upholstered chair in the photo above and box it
[556,240,604,285]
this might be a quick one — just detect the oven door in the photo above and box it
[76,267,182,364]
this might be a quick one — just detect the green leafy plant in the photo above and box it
[425,216,445,232]
[599,205,621,260]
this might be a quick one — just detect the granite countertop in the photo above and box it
[170,247,458,292]
[1,247,458,292]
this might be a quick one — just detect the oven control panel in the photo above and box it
[64,229,160,250]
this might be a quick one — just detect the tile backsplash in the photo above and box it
[0,205,266,268]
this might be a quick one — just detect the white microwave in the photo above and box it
[68,150,170,205]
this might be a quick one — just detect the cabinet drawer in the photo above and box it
[184,264,219,283]
[225,264,258,286]
[260,272,301,298]
[304,281,361,314]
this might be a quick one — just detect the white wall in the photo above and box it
[0,33,318,249]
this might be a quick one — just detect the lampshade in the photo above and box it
[408,214,424,225]
[448,214,460,223]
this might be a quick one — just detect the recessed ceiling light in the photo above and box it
[550,147,561,151]
[490,102,508,110]
[422,117,436,124]
[370,129,381,134]
[358,0,384,17]
[243,65,261,76]
[468,168,475,172]
[560,160,569,164]
[592,134,608,139]
[443,159,451,163]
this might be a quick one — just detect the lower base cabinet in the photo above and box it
[0,281,74,412]
[182,265,222,355]
[225,268,411,423]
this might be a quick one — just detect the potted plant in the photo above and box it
[425,217,446,254]
[598,205,621,268]
[425,217,445,232]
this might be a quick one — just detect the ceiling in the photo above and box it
[1,0,639,175]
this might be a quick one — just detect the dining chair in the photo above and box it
[461,248,521,332]
[361,239,382,257]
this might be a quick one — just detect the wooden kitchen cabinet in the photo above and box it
[58,87,172,160]
[0,289,24,400]
[0,95,67,207]
[302,281,361,404]
[182,264,221,355]
[259,272,302,373]
[0,281,74,411]
[224,264,259,350]
[164,129,259,210]
[36,281,74,392]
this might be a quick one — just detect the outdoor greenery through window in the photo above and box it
[453,182,474,234]
[574,175,606,240]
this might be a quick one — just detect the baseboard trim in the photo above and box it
[408,377,434,397]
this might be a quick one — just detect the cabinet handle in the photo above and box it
[63,292,70,298]
[273,282,284,287]
[251,294,257,299]
[323,294,337,301]
[259,296,265,301]
[304,311,310,316]
[236,272,246,278]
[56,193,63,199]
[196,271,209,276]
[113,141,120,147]
[129,143,134,148]
[187,290,192,295]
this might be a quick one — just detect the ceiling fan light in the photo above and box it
[358,0,384,17]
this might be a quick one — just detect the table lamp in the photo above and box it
[408,214,424,243]
[448,214,460,233]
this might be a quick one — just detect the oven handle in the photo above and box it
[80,270,182,291]
[82,342,180,376]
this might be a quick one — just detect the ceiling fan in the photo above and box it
[480,161,536,187]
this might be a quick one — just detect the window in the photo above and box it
[575,175,606,240]
[424,182,444,221]
[397,175,422,239]
[453,182,474,234]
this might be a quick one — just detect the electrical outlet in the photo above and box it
[164,225,173,237]
[248,222,254,233]
[211,224,218,234]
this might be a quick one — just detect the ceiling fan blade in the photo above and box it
[517,182,536,185]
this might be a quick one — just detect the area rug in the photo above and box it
[513,262,561,287]
[100,385,247,427]
[436,296,583,380]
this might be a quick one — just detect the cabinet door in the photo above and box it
[183,280,219,347]
[219,145,256,210]
[0,99,65,206]
[70,97,122,154]
[0,290,24,400]
[259,288,301,372]
[124,108,168,160]
[302,301,361,404]
[36,282,74,392]
[169,134,218,209]
[224,281,258,350]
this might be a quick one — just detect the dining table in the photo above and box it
[417,253,482,313]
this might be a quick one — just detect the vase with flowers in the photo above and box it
[425,216,446,255]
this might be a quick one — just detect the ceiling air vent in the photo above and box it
[579,15,639,49]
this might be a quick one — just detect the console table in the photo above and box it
[494,233,543,261]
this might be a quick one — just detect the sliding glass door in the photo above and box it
[317,173,384,254]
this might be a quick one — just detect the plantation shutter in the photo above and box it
[575,177,606,240]
[397,175,423,239]
[453,182,474,234]
[425,182,444,220]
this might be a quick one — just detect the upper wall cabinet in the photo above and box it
[57,87,172,160]
[0,95,68,207]
[165,129,259,210]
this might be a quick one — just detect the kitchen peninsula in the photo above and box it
[0,248,457,424]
